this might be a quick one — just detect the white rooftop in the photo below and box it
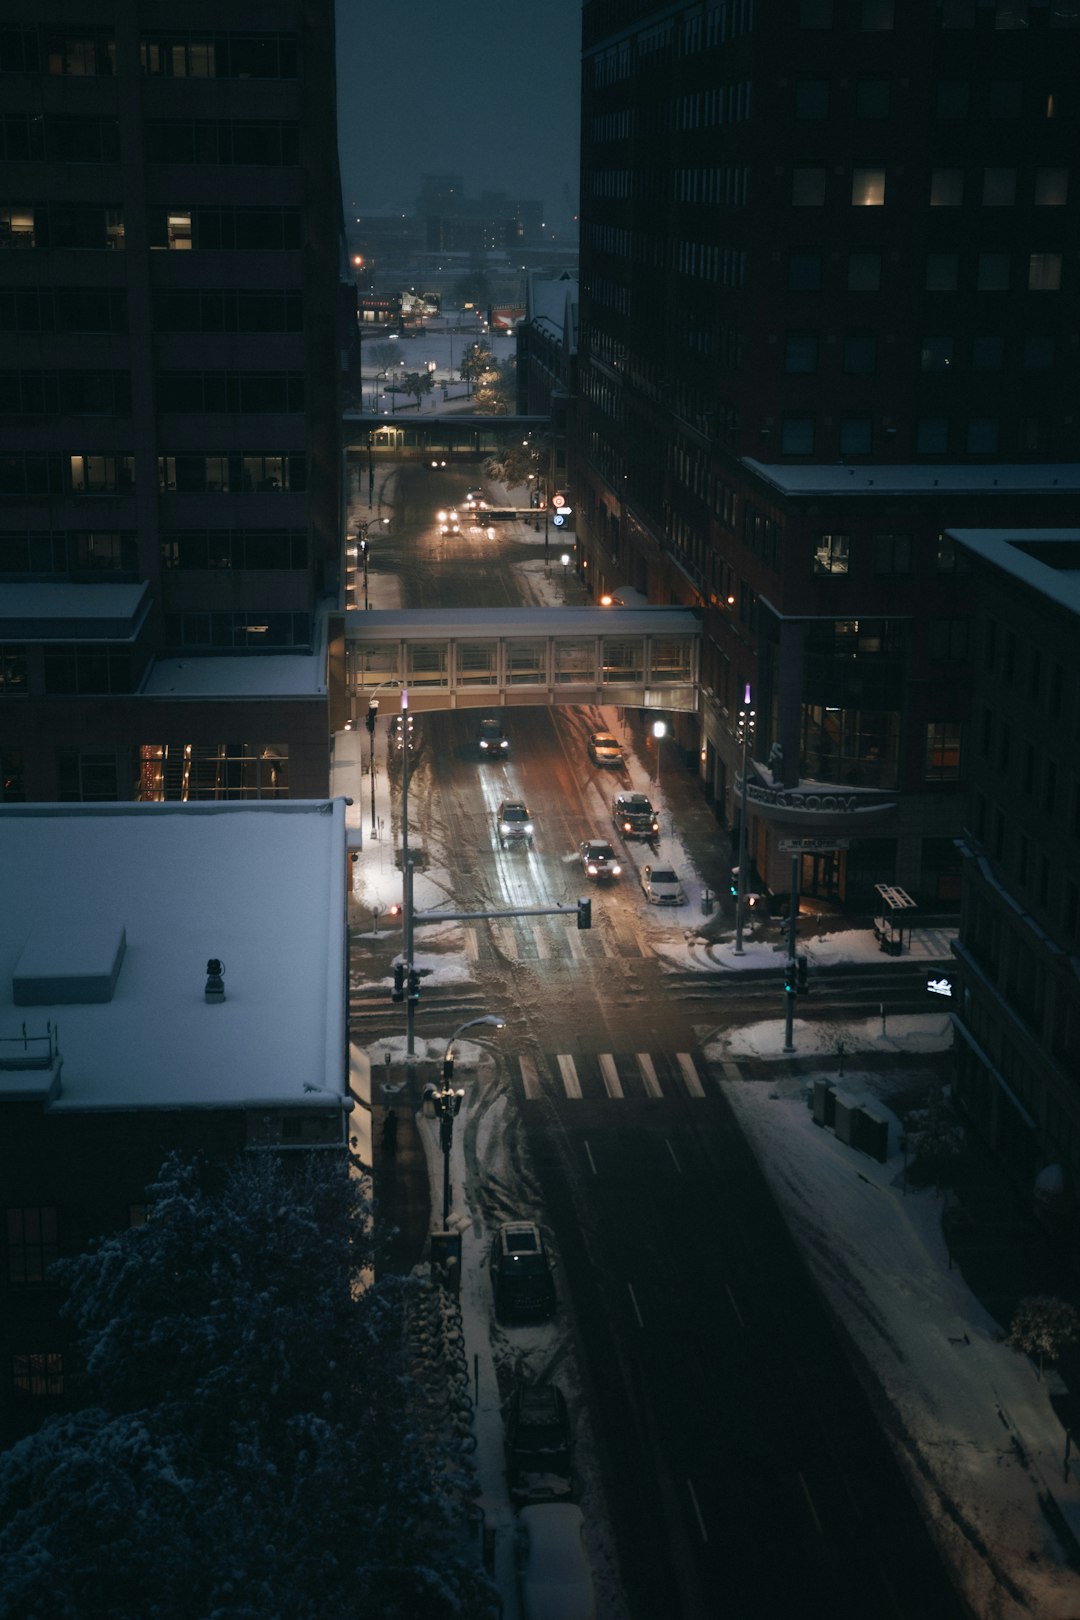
[948,528,1080,615]
[143,652,328,698]
[742,460,1080,497]
[0,803,347,1112]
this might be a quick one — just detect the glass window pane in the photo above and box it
[852,167,885,206]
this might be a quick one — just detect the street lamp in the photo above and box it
[652,719,667,788]
[733,684,756,957]
[373,369,388,412]
[560,552,570,592]
[435,1016,506,1228]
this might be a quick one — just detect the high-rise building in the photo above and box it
[572,0,1080,910]
[0,4,349,804]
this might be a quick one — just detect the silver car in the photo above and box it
[497,800,534,847]
[640,864,686,906]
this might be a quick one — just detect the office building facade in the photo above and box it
[572,0,1080,909]
[0,2,348,803]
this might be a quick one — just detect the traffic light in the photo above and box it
[797,955,809,995]
[391,963,405,1003]
[784,961,796,997]
[407,968,422,1002]
[577,897,591,931]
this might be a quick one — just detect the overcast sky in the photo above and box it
[335,0,582,226]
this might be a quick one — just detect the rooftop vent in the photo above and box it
[13,919,126,1006]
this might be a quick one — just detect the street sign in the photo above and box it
[778,837,850,852]
[552,491,566,507]
[926,974,954,999]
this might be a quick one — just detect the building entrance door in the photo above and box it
[800,849,845,902]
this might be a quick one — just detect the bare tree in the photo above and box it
[1007,1294,1080,1380]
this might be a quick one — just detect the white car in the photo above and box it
[639,864,686,906]
[497,800,534,847]
[519,1504,595,1620]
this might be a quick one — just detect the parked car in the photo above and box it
[578,839,621,882]
[612,792,659,840]
[490,1221,556,1321]
[506,1384,573,1504]
[587,731,622,767]
[497,800,534,847]
[640,864,686,906]
[519,1504,595,1620]
[478,717,509,757]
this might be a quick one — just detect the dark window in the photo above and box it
[784,335,818,373]
[929,619,969,661]
[13,1352,65,1399]
[843,334,877,373]
[1023,336,1054,369]
[936,81,969,119]
[795,80,829,118]
[972,335,1003,371]
[788,252,822,291]
[7,1207,58,1283]
[921,336,954,372]
[848,253,881,291]
[872,533,911,575]
[856,79,890,117]
[989,81,1022,119]
[839,418,872,455]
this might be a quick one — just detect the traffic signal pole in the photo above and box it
[783,854,799,1054]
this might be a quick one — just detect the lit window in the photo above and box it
[0,206,35,247]
[925,721,962,781]
[852,167,885,206]
[1028,253,1062,291]
[813,533,850,575]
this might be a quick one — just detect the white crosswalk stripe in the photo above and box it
[557,1053,582,1098]
[636,1053,663,1098]
[598,1053,624,1099]
[519,1051,713,1103]
[677,1052,706,1097]
[519,1055,542,1100]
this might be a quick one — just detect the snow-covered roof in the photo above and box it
[947,528,1080,616]
[344,606,697,639]
[0,582,150,637]
[0,802,348,1112]
[742,460,1080,498]
[143,652,328,698]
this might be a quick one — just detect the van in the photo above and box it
[490,1221,556,1322]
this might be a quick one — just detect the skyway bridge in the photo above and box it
[341,606,702,716]
[343,413,552,460]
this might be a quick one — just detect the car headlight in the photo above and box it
[499,822,510,834]
[480,740,489,749]
[586,863,598,875]
[524,823,533,835]
[611,863,622,876]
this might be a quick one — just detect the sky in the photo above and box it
[335,0,582,224]
[338,460,1080,1618]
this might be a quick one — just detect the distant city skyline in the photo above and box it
[335,0,581,230]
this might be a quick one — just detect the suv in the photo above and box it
[612,792,659,841]
[579,839,621,882]
[497,800,534,847]
[506,1384,573,1503]
[478,717,509,757]
[490,1221,556,1321]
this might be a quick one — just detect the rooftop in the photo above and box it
[743,461,1080,498]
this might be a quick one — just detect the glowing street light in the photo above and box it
[435,1016,506,1228]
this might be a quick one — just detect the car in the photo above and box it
[519,1504,595,1620]
[578,839,621,881]
[490,1221,555,1320]
[478,717,509,757]
[506,1383,573,1504]
[438,508,460,535]
[587,731,622,767]
[497,800,534,847]
[640,864,686,906]
[612,792,659,840]
[464,486,486,510]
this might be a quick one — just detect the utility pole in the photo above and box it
[733,685,755,956]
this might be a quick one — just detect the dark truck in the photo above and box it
[612,791,659,841]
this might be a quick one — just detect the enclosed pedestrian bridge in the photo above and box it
[342,607,701,717]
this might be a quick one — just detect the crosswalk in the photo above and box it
[517,1049,722,1103]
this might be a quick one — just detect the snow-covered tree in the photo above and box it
[0,1151,497,1619]
[1007,1293,1080,1380]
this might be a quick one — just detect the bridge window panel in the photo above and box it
[455,642,498,685]
[648,637,693,684]
[506,640,546,685]
[345,644,399,694]
[407,642,448,687]
[554,639,597,685]
[602,637,644,684]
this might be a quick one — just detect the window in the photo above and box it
[929,619,969,661]
[46,32,115,76]
[70,454,133,495]
[852,167,885,206]
[921,336,953,371]
[781,416,815,454]
[1022,335,1054,369]
[930,169,964,206]
[788,252,821,290]
[989,81,1022,120]
[799,0,833,25]
[925,254,959,291]
[48,651,131,698]
[935,81,969,119]
[8,1207,58,1282]
[0,205,35,247]
[784,335,818,373]
[1029,254,1062,291]
[936,533,971,575]
[792,167,826,206]
[977,253,1010,291]
[972,335,1003,371]
[926,722,963,781]
[13,1352,65,1399]
[848,252,881,291]
[966,419,998,453]
[982,168,1017,206]
[917,419,948,453]
[1034,168,1068,206]
[861,0,894,25]
[856,80,890,118]
[839,418,872,455]
[843,334,877,373]
[872,533,911,575]
[795,80,829,118]
[813,533,850,575]
[1043,758,1058,816]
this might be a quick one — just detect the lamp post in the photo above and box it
[733,684,755,957]
[652,718,667,789]
[373,369,388,412]
[561,552,570,593]
[435,1016,506,1228]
